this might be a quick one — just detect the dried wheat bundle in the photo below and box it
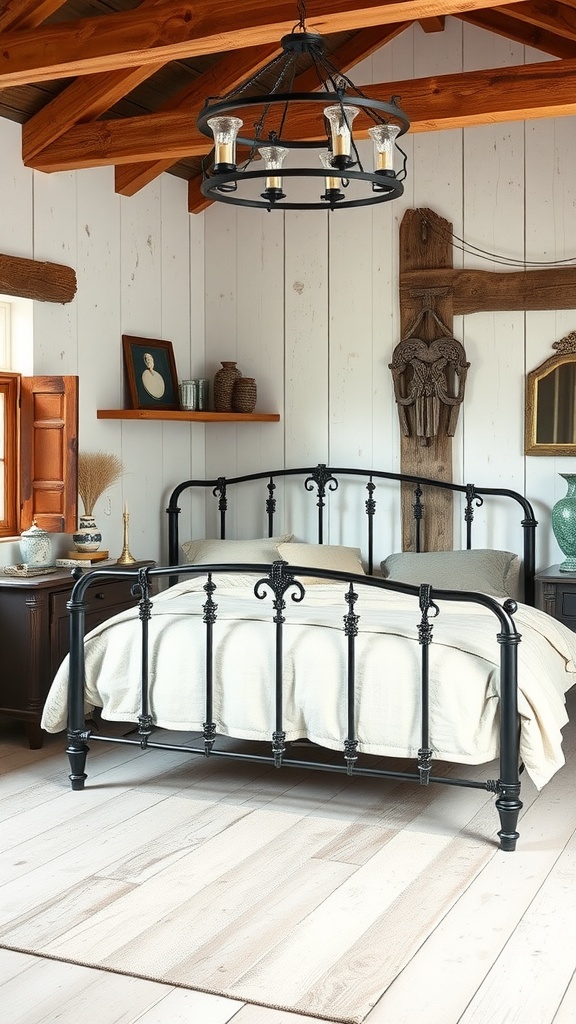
[78,451,123,516]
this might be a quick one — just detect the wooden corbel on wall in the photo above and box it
[0,252,77,303]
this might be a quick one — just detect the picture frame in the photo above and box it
[122,335,180,410]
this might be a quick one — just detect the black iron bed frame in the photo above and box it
[65,465,538,851]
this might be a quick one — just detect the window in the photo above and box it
[0,298,78,538]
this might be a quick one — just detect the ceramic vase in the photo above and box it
[73,514,102,553]
[213,361,242,412]
[232,377,257,413]
[551,473,576,572]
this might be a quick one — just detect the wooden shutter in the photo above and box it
[20,375,78,532]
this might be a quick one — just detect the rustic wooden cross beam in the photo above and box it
[0,252,76,303]
[398,207,576,550]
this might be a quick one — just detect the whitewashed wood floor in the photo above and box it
[1,688,576,1024]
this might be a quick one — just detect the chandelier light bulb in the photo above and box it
[207,115,243,169]
[323,104,359,169]
[368,123,401,173]
[319,151,345,205]
[258,144,289,192]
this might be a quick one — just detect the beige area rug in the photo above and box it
[0,734,501,1023]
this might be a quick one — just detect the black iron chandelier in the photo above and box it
[197,2,410,211]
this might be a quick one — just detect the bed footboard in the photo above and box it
[64,562,523,851]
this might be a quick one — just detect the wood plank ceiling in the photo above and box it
[1,0,576,214]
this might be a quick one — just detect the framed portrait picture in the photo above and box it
[122,335,180,410]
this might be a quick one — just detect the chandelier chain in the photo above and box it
[423,216,576,268]
[297,0,307,32]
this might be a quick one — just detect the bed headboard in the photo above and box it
[166,464,538,605]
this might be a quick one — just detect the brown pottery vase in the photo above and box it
[232,377,257,413]
[213,361,242,412]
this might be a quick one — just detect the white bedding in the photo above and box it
[42,574,576,789]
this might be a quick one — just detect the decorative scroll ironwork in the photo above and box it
[214,477,227,536]
[266,476,277,534]
[255,559,305,614]
[464,484,484,546]
[305,464,338,543]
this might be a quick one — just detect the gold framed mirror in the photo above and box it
[525,330,576,455]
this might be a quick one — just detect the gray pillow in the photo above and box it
[380,549,520,599]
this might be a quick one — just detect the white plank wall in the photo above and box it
[1,19,576,568]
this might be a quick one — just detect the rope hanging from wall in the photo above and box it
[422,215,576,269]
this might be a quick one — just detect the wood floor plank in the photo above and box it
[552,969,576,1023]
[364,731,576,1023]
[458,830,576,1024]
[0,953,175,1024]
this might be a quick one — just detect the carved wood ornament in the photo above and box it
[390,289,469,445]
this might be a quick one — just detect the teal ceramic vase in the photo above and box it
[552,473,576,572]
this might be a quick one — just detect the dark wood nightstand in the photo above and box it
[0,562,154,748]
[535,565,576,632]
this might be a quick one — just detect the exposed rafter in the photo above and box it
[2,0,576,214]
[0,0,529,88]
[25,57,576,174]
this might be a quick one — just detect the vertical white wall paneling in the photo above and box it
[460,23,526,553]
[73,168,123,556]
[230,206,285,534]
[0,121,33,256]
[180,205,208,546]
[203,202,241,482]
[158,173,195,559]
[283,209,330,540]
[119,180,167,562]
[525,114,576,570]
[32,168,78,376]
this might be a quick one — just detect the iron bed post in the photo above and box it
[136,569,154,744]
[66,570,89,790]
[202,574,218,754]
[343,584,359,774]
[417,584,437,784]
[495,601,523,851]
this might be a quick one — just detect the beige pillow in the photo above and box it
[182,535,292,565]
[277,542,365,583]
[380,549,520,599]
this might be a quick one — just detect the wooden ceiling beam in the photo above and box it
[0,0,529,88]
[0,0,68,33]
[114,43,282,196]
[22,0,169,162]
[457,9,576,57]
[27,56,576,173]
[496,0,576,40]
[418,16,446,31]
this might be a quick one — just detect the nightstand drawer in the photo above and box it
[51,575,153,677]
[51,577,139,623]
[561,591,576,619]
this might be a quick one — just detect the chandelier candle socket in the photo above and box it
[197,1,409,211]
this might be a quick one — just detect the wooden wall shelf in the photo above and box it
[97,410,280,422]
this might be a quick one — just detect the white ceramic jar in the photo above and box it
[20,522,53,566]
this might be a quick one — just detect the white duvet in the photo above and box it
[42,574,576,789]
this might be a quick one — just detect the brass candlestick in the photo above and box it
[116,506,136,565]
